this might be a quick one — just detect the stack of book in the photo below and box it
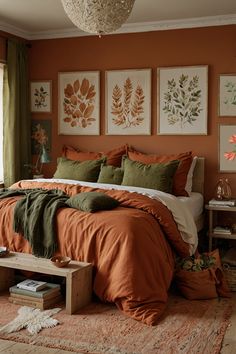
[209,199,236,207]
[213,226,232,235]
[9,279,62,310]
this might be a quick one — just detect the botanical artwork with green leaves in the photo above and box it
[106,69,151,135]
[163,74,202,128]
[159,66,208,135]
[219,75,236,116]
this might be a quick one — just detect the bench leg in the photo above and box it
[66,267,92,314]
[0,267,14,292]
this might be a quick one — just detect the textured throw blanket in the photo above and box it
[0,188,68,258]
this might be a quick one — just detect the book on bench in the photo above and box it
[16,279,47,292]
[10,283,61,299]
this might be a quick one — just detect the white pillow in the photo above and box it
[185,156,198,195]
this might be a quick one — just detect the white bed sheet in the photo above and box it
[27,178,199,255]
[177,192,204,223]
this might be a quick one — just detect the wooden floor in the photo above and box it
[0,295,235,354]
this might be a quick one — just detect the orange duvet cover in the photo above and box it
[0,181,190,325]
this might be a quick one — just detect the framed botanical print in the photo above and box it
[158,65,208,135]
[105,68,151,135]
[219,74,236,116]
[58,71,100,135]
[30,81,51,113]
[219,124,236,172]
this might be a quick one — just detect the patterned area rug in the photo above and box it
[0,294,233,354]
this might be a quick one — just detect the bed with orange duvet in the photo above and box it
[0,179,198,325]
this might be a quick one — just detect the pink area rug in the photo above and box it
[0,294,233,354]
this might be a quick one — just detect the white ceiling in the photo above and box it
[0,0,236,40]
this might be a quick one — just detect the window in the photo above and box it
[0,64,3,182]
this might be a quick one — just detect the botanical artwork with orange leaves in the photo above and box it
[106,69,151,135]
[59,71,100,135]
[219,124,236,172]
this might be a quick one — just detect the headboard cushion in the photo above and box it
[192,157,205,195]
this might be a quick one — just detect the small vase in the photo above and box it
[215,178,232,200]
[223,178,232,200]
[215,179,224,200]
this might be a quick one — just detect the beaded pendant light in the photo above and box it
[61,0,135,35]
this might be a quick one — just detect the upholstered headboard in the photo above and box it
[192,157,205,195]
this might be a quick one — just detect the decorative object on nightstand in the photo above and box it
[214,178,232,200]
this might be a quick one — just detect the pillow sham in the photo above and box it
[128,149,193,196]
[53,157,105,182]
[97,164,124,185]
[62,145,101,161]
[62,144,128,167]
[66,191,120,213]
[121,157,179,193]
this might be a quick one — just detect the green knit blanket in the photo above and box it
[0,188,68,258]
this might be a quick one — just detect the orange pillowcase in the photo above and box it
[62,144,128,167]
[127,149,193,196]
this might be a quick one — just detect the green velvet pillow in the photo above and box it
[53,157,105,182]
[66,191,120,213]
[97,164,124,185]
[121,157,179,193]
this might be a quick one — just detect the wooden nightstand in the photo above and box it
[205,204,236,251]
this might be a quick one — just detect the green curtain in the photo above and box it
[3,39,31,187]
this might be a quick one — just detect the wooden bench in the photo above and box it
[0,252,92,314]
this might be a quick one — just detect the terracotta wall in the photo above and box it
[28,25,236,200]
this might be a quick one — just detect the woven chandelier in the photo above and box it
[61,0,136,35]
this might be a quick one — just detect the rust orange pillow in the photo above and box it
[62,145,101,161]
[102,144,128,167]
[127,149,193,196]
[62,144,128,167]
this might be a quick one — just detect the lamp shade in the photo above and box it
[61,0,136,35]
[40,145,51,164]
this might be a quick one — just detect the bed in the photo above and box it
[0,154,205,326]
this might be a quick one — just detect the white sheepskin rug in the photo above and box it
[0,306,61,335]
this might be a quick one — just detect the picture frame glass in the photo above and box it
[219,124,236,172]
[30,81,51,113]
[219,75,236,116]
[58,71,100,135]
[158,66,208,135]
[106,69,151,135]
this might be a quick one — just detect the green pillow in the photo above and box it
[121,157,179,193]
[66,191,120,213]
[97,164,124,185]
[53,157,105,182]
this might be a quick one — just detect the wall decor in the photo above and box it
[219,74,236,116]
[58,71,100,135]
[106,69,151,135]
[30,81,51,113]
[31,119,52,155]
[219,124,236,172]
[158,66,208,135]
